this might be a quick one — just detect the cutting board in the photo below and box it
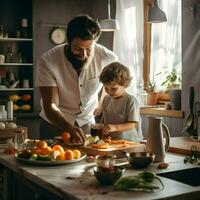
[80,143,146,156]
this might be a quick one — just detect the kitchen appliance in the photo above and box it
[146,116,170,162]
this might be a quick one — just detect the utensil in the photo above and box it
[182,86,195,133]
[193,101,200,139]
[146,116,170,162]
[125,152,155,168]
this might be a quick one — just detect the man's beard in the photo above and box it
[65,46,88,70]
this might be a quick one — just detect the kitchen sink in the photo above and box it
[157,167,200,187]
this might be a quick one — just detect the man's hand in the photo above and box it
[68,126,86,143]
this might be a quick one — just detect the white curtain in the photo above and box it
[150,0,182,90]
[113,0,144,96]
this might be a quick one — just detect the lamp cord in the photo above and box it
[108,0,111,19]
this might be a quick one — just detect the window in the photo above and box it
[146,0,182,91]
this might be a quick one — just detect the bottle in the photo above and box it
[0,105,5,120]
[137,80,144,106]
[0,105,6,120]
[0,25,4,38]
[7,100,13,121]
[142,90,148,106]
[20,18,28,38]
[6,47,14,63]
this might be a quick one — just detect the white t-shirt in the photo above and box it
[35,43,118,126]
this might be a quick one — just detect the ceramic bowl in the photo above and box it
[93,166,125,185]
[127,152,155,168]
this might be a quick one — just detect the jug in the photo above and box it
[146,116,170,162]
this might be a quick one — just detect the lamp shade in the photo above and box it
[100,19,120,31]
[147,0,167,23]
[99,0,120,31]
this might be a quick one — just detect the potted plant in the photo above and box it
[161,69,182,110]
[146,78,159,106]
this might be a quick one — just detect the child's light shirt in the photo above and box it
[102,93,143,141]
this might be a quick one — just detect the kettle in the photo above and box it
[146,116,170,162]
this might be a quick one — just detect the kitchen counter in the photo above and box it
[168,136,200,155]
[142,136,200,156]
[0,153,199,200]
[140,107,184,118]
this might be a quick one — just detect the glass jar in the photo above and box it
[95,154,117,172]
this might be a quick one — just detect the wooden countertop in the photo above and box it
[140,107,184,118]
[142,136,199,156]
[168,136,200,155]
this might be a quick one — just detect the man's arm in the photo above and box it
[93,87,107,116]
[39,86,85,142]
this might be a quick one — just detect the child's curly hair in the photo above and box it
[99,62,132,87]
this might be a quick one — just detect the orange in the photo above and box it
[64,149,74,160]
[52,145,65,154]
[73,149,81,159]
[31,148,41,155]
[61,132,70,142]
[39,146,52,156]
[56,152,65,160]
[37,140,48,149]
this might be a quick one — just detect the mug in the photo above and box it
[90,123,104,138]
[0,54,5,64]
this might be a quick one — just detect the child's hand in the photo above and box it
[93,106,102,116]
[102,124,116,135]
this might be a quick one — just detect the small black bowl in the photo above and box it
[127,152,155,168]
[93,166,125,186]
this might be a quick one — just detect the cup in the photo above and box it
[0,54,5,64]
[90,123,104,138]
[13,130,26,150]
[23,79,30,88]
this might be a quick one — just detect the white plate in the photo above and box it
[15,152,86,165]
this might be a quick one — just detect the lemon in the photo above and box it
[49,150,60,161]
[29,154,38,160]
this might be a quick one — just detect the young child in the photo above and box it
[99,61,143,141]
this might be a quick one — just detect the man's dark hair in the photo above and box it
[100,62,132,87]
[67,15,101,44]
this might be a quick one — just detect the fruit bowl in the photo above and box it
[93,166,125,185]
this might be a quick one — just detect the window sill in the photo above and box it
[140,106,184,118]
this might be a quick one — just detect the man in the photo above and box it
[36,15,117,142]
